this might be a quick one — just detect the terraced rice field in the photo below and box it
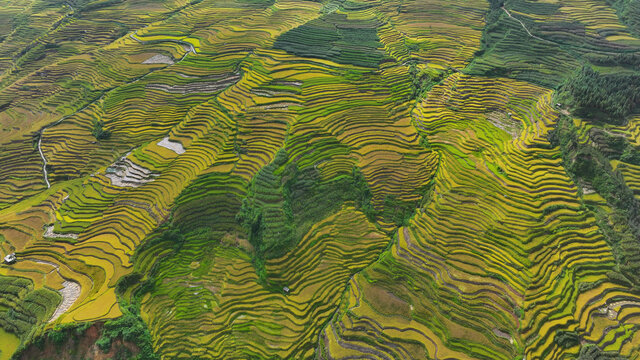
[321,74,640,359]
[1,0,640,359]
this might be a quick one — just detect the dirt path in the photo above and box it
[37,114,67,188]
[37,133,50,188]
[502,7,545,42]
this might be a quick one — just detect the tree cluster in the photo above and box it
[562,66,640,125]
[91,119,112,140]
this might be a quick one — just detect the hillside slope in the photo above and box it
[1,0,640,359]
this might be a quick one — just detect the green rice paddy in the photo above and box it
[0,0,640,359]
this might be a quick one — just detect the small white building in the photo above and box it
[4,253,16,264]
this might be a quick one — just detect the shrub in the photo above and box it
[578,344,627,359]
[620,145,640,165]
[554,330,580,348]
[98,303,158,360]
[116,273,143,295]
[47,326,67,346]
[91,119,111,140]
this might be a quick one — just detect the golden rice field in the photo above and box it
[1,0,640,359]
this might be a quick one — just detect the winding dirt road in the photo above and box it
[502,7,545,42]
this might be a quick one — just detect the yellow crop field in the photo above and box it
[1,0,640,359]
